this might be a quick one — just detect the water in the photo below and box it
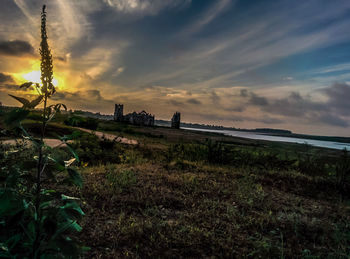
[182,127,350,150]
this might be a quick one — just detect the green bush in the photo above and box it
[71,132,122,165]
[64,116,98,130]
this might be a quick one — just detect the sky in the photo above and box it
[1,0,350,136]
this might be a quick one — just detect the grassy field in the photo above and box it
[1,110,349,258]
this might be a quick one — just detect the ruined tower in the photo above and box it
[114,104,124,121]
[171,112,181,129]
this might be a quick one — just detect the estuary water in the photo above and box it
[182,127,350,150]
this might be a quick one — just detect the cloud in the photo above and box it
[198,112,283,125]
[169,99,183,106]
[0,84,20,90]
[323,82,350,116]
[112,67,125,77]
[180,0,232,36]
[103,0,191,16]
[0,73,14,83]
[249,93,269,106]
[187,98,201,105]
[0,40,35,57]
[240,89,248,97]
[316,113,348,128]
[50,89,115,112]
[210,90,220,104]
[240,86,350,128]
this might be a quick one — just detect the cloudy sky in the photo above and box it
[1,0,350,136]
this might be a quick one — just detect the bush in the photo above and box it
[71,132,122,165]
[64,116,98,130]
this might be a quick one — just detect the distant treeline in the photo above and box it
[179,121,292,134]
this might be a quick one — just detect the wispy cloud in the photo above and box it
[103,0,191,16]
[2,0,350,135]
[179,0,233,36]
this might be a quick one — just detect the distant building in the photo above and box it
[171,112,181,129]
[114,104,124,122]
[114,104,154,126]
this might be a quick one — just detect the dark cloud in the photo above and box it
[50,89,115,112]
[0,83,19,90]
[246,91,325,117]
[0,73,14,83]
[52,89,106,102]
[323,82,350,116]
[0,40,35,56]
[249,93,269,106]
[199,113,244,122]
[242,87,350,128]
[54,56,67,62]
[187,98,201,105]
[240,89,248,97]
[169,99,183,106]
[199,112,283,124]
[224,106,245,112]
[210,91,220,104]
[315,113,348,127]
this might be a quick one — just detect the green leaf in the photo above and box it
[22,220,36,241]
[61,201,84,216]
[47,156,65,172]
[66,144,80,162]
[67,168,82,188]
[61,194,79,201]
[0,190,24,216]
[54,220,82,237]
[40,201,52,209]
[41,189,56,195]
[5,233,22,250]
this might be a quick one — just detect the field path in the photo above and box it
[1,127,138,148]
[75,127,138,145]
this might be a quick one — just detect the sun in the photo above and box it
[22,70,59,87]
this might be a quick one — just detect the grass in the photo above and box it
[75,161,349,258]
[1,111,349,258]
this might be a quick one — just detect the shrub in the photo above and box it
[0,6,85,258]
[64,116,98,130]
[71,132,122,165]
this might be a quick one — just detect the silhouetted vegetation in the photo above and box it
[64,115,98,130]
[0,6,85,258]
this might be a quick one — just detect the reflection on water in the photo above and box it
[182,127,350,150]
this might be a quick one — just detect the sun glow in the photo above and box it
[22,70,59,87]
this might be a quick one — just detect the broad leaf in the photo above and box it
[19,82,33,89]
[66,144,80,162]
[8,94,30,107]
[67,168,82,188]
[29,95,44,109]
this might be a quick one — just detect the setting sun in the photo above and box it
[22,70,59,87]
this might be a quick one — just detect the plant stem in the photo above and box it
[32,94,47,258]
